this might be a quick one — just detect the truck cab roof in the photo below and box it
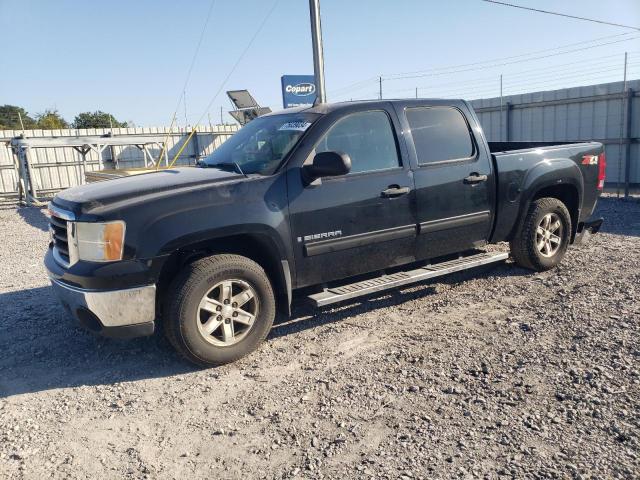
[265,98,469,117]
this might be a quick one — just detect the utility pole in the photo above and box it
[309,0,326,104]
[499,74,503,142]
[220,106,224,125]
[415,87,418,99]
[617,52,628,198]
[379,76,383,100]
[18,111,25,131]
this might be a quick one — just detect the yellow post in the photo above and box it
[168,128,198,168]
[156,114,177,171]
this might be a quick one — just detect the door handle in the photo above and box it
[463,173,488,184]
[381,185,411,198]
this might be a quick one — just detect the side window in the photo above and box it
[315,111,400,174]
[406,107,474,164]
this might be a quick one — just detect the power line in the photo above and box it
[423,68,640,100]
[484,57,636,90]
[329,76,379,95]
[503,64,640,90]
[379,54,638,96]
[167,0,217,120]
[384,36,638,81]
[166,0,278,166]
[376,59,640,100]
[480,0,640,31]
[331,33,638,97]
[384,32,634,79]
[434,58,635,93]
[332,48,638,100]
[157,0,216,164]
[198,0,280,125]
[433,66,639,96]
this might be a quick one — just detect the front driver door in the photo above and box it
[287,106,417,289]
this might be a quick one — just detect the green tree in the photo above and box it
[0,105,36,130]
[72,111,128,129]
[35,109,69,129]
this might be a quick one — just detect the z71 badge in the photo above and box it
[297,230,342,243]
[581,155,599,165]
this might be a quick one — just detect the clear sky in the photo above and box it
[1,0,638,127]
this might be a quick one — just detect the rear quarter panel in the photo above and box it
[490,142,602,243]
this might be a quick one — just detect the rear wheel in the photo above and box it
[164,254,275,367]
[510,197,571,272]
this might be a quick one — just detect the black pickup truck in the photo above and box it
[45,100,605,366]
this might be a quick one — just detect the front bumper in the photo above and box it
[50,278,156,339]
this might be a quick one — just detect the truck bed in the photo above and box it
[488,141,604,244]
[488,141,585,153]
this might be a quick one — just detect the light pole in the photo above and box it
[309,0,326,104]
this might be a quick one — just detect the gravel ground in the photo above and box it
[0,195,638,479]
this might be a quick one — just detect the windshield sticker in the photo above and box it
[278,121,312,132]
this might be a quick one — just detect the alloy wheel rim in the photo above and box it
[196,279,259,346]
[536,212,563,258]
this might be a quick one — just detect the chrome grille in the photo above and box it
[50,214,70,265]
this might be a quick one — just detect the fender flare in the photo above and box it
[512,158,584,240]
[154,224,294,315]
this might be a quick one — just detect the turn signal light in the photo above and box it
[72,221,126,262]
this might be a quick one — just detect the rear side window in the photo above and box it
[406,107,474,164]
[315,110,400,174]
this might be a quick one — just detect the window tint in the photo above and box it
[406,107,474,164]
[315,111,400,174]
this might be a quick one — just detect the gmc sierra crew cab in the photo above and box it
[45,99,605,366]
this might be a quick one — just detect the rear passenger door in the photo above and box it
[396,102,495,260]
[287,106,417,288]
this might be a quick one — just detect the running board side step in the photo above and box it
[307,251,509,307]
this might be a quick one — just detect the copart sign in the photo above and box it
[281,75,317,108]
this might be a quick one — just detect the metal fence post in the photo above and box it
[192,128,201,164]
[23,146,37,205]
[109,145,118,169]
[617,52,628,197]
[97,144,104,170]
[624,88,634,198]
[9,142,22,203]
[80,149,88,185]
[15,146,27,205]
[505,102,512,142]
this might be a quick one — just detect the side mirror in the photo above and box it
[304,151,351,182]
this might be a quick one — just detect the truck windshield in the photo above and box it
[200,113,320,175]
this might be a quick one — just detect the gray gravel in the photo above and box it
[0,195,638,479]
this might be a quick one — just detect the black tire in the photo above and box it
[163,254,275,367]
[509,197,571,272]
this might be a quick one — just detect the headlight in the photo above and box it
[68,221,126,263]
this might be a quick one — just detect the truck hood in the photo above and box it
[54,167,242,215]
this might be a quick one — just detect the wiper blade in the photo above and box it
[197,161,247,177]
[228,162,247,177]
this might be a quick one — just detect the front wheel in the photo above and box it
[510,197,571,272]
[163,254,276,367]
